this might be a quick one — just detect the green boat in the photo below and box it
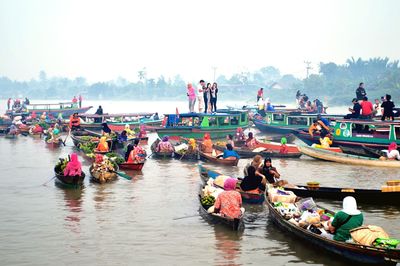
[296,119,400,151]
[155,111,249,140]
[253,110,343,134]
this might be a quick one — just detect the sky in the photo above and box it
[0,0,400,83]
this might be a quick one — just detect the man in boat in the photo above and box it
[63,153,82,177]
[217,143,240,160]
[7,98,11,110]
[381,94,395,121]
[152,112,159,120]
[308,119,330,138]
[326,196,364,242]
[69,112,81,131]
[344,98,361,119]
[213,178,243,219]
[360,96,373,119]
[94,106,103,123]
[355,82,367,101]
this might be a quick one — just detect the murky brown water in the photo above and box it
[0,101,399,265]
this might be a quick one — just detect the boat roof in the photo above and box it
[80,112,154,118]
[335,119,400,125]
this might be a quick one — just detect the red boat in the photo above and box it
[118,162,145,171]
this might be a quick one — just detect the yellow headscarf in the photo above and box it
[189,138,196,149]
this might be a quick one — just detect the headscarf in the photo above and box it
[140,124,145,132]
[64,153,82,176]
[189,138,196,149]
[134,138,140,146]
[342,196,361,215]
[102,123,112,134]
[125,124,130,130]
[224,178,238,191]
[252,155,262,168]
[248,132,254,140]
[281,137,287,145]
[162,136,169,142]
[236,127,243,133]
[31,111,37,119]
[53,128,60,135]
[262,157,272,170]
[95,154,104,164]
[247,165,256,177]
[388,142,397,153]
[204,133,211,140]
[125,144,134,161]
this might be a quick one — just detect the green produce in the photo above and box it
[201,195,215,206]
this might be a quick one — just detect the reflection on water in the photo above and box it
[60,187,84,234]
[214,227,243,266]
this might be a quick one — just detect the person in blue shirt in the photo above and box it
[317,114,330,127]
[218,143,240,159]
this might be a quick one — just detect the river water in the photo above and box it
[0,100,399,266]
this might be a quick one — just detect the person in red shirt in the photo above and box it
[360,96,373,119]
[257,88,264,102]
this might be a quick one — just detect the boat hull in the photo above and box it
[54,172,85,189]
[199,151,239,166]
[118,162,145,171]
[156,128,247,140]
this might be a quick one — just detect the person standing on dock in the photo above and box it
[187,83,196,113]
[72,96,78,107]
[197,80,205,113]
[257,88,264,102]
[210,82,218,113]
[78,95,83,108]
[355,82,366,101]
[7,98,11,110]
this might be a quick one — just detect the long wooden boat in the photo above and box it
[7,102,92,117]
[362,145,386,158]
[199,150,239,166]
[118,162,145,171]
[213,144,302,159]
[296,119,400,152]
[253,111,342,134]
[267,197,400,265]
[198,164,265,204]
[89,165,118,184]
[54,171,85,189]
[284,185,400,205]
[156,110,249,140]
[299,145,400,168]
[198,193,244,231]
[70,129,114,150]
[150,139,174,159]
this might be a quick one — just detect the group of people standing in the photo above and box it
[187,80,219,113]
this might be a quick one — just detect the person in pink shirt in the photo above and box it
[214,178,243,219]
[63,153,82,177]
[360,96,373,119]
[187,83,196,112]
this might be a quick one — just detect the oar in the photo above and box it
[173,214,199,220]
[146,152,154,159]
[112,170,132,180]
[42,176,56,186]
[62,129,71,146]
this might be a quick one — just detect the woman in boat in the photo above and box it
[101,122,112,135]
[235,127,245,142]
[312,132,333,149]
[217,144,240,160]
[63,153,82,177]
[240,166,266,192]
[258,157,280,186]
[7,124,18,135]
[327,196,364,242]
[279,137,289,154]
[118,130,128,143]
[187,138,197,154]
[69,113,81,131]
[124,124,135,137]
[201,133,213,153]
[243,155,263,176]
[138,124,147,138]
[125,144,134,162]
[156,136,174,153]
[213,178,243,219]
[127,139,146,163]
[30,124,43,134]
[245,132,259,149]
[387,142,400,160]
[96,136,109,152]
[226,134,235,148]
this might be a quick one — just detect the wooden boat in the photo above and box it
[89,165,118,184]
[71,129,114,150]
[173,151,199,160]
[198,164,265,204]
[267,197,400,265]
[338,145,372,157]
[54,171,85,188]
[150,139,174,158]
[7,102,92,117]
[46,140,63,148]
[284,185,400,205]
[118,162,145,171]
[156,110,249,140]
[213,144,302,159]
[253,111,342,134]
[199,150,239,166]
[296,119,400,152]
[362,145,386,158]
[198,193,244,231]
[298,145,400,168]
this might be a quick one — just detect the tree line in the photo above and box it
[1,57,399,106]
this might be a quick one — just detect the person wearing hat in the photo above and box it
[344,98,361,119]
[328,196,364,242]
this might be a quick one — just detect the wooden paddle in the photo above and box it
[173,214,199,220]
[42,176,56,186]
[112,170,132,180]
[62,129,71,146]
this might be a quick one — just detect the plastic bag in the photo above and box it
[296,197,317,211]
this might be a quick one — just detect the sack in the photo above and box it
[350,225,389,246]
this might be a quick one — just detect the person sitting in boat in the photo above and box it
[213,178,243,219]
[187,138,198,154]
[280,137,289,154]
[153,112,159,120]
[118,130,128,143]
[96,136,109,152]
[226,134,235,148]
[123,124,135,137]
[344,98,361,119]
[245,132,259,149]
[265,98,275,111]
[127,139,147,163]
[101,122,112,135]
[326,196,364,242]
[31,111,37,121]
[138,124,147,138]
[94,106,103,123]
[201,133,213,153]
[240,166,266,192]
[69,113,81,131]
[40,112,47,122]
[7,124,18,135]
[386,142,400,160]
[258,158,280,186]
[30,124,43,134]
[243,155,263,176]
[235,127,245,142]
[157,136,174,153]
[308,119,330,138]
[217,144,240,160]
[312,132,332,149]
[63,153,82,177]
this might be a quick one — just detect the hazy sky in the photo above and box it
[1,0,399,83]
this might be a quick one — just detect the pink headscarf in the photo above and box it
[388,142,398,153]
[63,153,82,176]
[224,178,238,191]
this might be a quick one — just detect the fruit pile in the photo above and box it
[201,195,215,207]
[54,157,69,174]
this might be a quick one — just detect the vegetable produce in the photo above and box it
[201,195,215,207]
